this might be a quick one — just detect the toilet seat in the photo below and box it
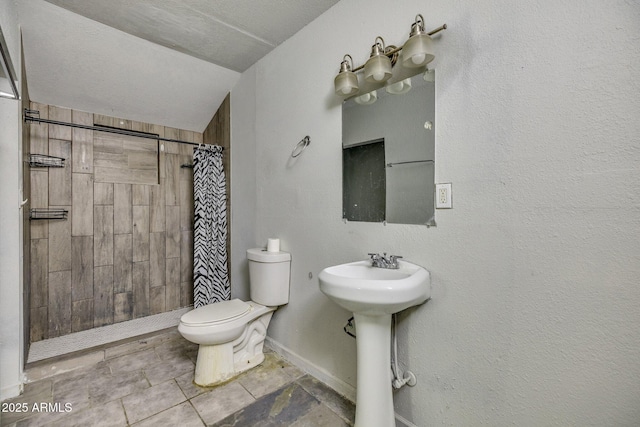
[181,299,251,326]
[178,300,274,346]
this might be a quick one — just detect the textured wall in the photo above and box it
[234,0,640,425]
[16,1,239,132]
[229,68,257,303]
[28,103,201,342]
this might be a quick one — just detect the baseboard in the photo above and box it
[266,336,420,426]
[395,413,419,427]
[265,336,356,403]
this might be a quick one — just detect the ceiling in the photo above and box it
[43,0,341,73]
[16,1,340,131]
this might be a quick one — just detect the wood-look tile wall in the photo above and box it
[203,94,231,282]
[29,102,203,342]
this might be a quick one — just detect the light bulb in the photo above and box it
[354,91,377,105]
[411,53,426,66]
[373,71,385,81]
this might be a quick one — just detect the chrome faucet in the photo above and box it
[368,252,403,269]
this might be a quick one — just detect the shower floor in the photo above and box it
[27,307,191,364]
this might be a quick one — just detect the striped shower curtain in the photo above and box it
[193,145,230,308]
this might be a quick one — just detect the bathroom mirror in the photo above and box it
[342,72,434,225]
[0,26,19,99]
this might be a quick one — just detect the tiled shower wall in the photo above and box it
[28,102,204,342]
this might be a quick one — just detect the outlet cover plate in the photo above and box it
[435,183,452,209]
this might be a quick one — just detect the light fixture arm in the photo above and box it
[427,23,447,37]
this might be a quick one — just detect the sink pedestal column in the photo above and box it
[354,313,395,427]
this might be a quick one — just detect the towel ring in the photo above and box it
[291,136,311,158]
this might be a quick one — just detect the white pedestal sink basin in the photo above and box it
[318,259,430,427]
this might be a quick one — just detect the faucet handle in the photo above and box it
[368,252,380,258]
[389,255,403,262]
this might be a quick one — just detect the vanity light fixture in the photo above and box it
[402,14,436,68]
[334,14,445,98]
[364,37,393,83]
[334,54,359,96]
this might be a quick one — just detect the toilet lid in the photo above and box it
[181,299,251,325]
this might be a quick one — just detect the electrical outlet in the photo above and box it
[435,183,452,209]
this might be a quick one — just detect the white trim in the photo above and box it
[395,413,419,427]
[266,336,421,426]
[265,336,356,403]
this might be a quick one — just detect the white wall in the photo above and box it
[0,0,24,401]
[16,1,240,132]
[230,66,257,302]
[233,0,640,424]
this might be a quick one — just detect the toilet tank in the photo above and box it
[247,248,291,306]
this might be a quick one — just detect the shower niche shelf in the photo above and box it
[29,208,68,221]
[28,153,65,168]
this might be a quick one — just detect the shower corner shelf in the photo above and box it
[29,208,68,221]
[29,153,65,168]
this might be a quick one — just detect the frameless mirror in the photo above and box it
[342,71,435,225]
[0,26,19,100]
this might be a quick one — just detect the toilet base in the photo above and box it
[193,311,274,387]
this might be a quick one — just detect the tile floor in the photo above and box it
[1,330,354,427]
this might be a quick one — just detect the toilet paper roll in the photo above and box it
[267,238,280,252]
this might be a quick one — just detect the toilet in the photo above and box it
[178,248,291,386]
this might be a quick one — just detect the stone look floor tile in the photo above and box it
[52,362,111,393]
[131,402,204,427]
[142,354,194,386]
[190,381,256,425]
[153,338,197,362]
[106,348,161,374]
[0,381,53,426]
[104,329,182,360]
[4,329,356,427]
[14,402,82,427]
[174,372,208,399]
[282,364,306,381]
[237,353,297,399]
[88,370,150,404]
[122,379,186,424]
[212,383,320,427]
[48,399,127,427]
[290,403,351,427]
[296,375,355,424]
[25,351,105,382]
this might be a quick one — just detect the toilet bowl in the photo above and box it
[178,248,291,386]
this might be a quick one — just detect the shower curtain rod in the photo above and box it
[23,108,221,149]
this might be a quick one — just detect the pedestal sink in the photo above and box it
[318,259,430,427]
